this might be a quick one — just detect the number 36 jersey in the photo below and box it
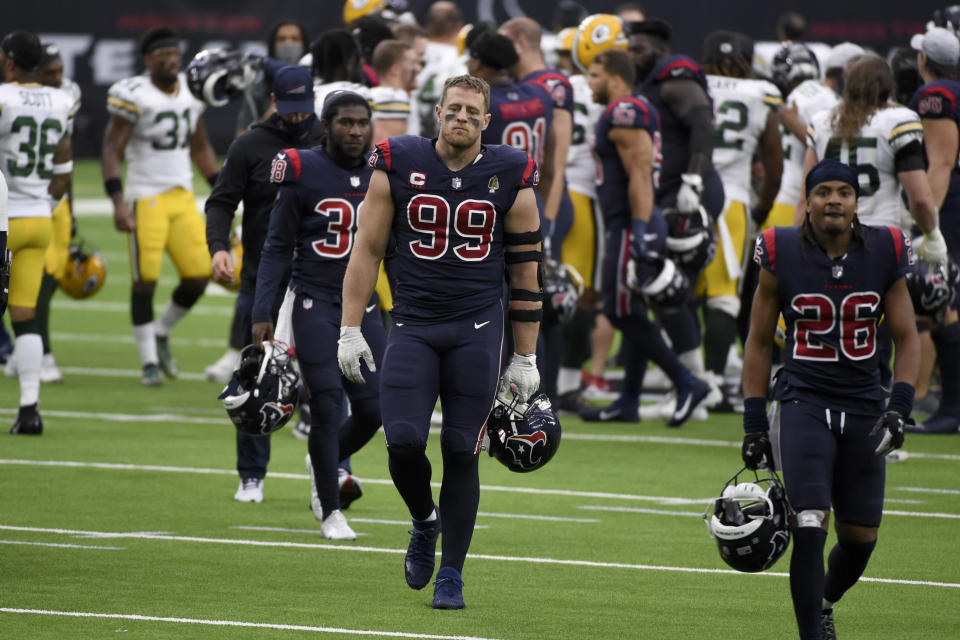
[0,82,75,219]
[807,105,923,230]
[107,73,206,200]
[754,224,913,410]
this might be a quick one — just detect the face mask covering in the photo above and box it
[281,113,316,138]
[274,42,304,64]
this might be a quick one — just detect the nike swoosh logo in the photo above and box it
[673,395,692,420]
[474,321,491,329]
[395,322,404,327]
[365,304,377,313]
[643,233,659,241]
[598,409,620,420]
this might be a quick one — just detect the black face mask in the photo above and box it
[280,113,316,138]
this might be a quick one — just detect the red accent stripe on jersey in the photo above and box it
[284,148,302,179]
[762,227,776,271]
[657,58,701,80]
[617,229,631,317]
[887,226,903,263]
[521,155,536,185]
[603,97,651,122]
[377,139,392,171]
[500,98,546,119]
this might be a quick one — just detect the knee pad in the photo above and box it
[797,509,827,529]
[706,295,740,318]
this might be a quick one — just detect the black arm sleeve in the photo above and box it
[661,79,716,176]
[204,137,249,256]
[251,186,299,325]
[894,140,926,173]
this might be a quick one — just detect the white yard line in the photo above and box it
[51,331,227,348]
[0,540,123,550]
[52,299,233,316]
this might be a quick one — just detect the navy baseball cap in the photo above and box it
[272,65,315,115]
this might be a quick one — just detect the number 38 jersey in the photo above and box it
[107,73,206,200]
[707,75,781,205]
[371,135,538,324]
[0,82,75,219]
[754,224,913,411]
[807,105,924,230]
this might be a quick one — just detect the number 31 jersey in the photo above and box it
[754,224,913,410]
[371,135,538,324]
[0,82,75,218]
[107,73,206,200]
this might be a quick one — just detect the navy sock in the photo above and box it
[387,445,435,521]
[823,538,876,604]
[790,527,828,640]
[615,314,686,389]
[438,448,479,574]
[659,303,700,353]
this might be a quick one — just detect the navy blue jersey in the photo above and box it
[754,225,914,410]
[483,82,553,168]
[252,146,371,323]
[911,80,960,187]
[371,135,538,323]
[522,69,575,114]
[593,95,661,228]
[638,55,711,199]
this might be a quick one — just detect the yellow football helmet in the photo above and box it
[223,232,243,292]
[59,242,106,300]
[456,23,474,56]
[343,0,386,25]
[572,14,628,73]
[557,27,577,53]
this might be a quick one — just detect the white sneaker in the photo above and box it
[205,348,240,384]
[292,419,311,440]
[306,454,323,520]
[234,478,264,503]
[321,509,357,540]
[40,353,63,383]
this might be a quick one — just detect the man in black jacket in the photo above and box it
[206,65,324,503]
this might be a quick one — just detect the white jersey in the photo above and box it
[708,75,782,204]
[107,73,206,201]
[415,41,467,138]
[565,73,602,198]
[369,84,417,135]
[776,80,839,206]
[807,105,924,229]
[0,82,75,219]
[314,80,371,119]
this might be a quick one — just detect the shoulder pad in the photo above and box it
[655,55,704,83]
[270,149,302,184]
[605,97,656,130]
[369,138,393,172]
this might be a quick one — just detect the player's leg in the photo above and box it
[35,197,72,383]
[8,217,53,434]
[128,196,167,385]
[159,188,212,377]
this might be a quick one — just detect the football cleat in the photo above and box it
[668,377,717,427]
[905,413,960,434]
[572,14,628,72]
[141,363,163,387]
[487,394,562,472]
[321,510,357,540]
[9,403,43,435]
[58,241,106,300]
[432,567,465,610]
[821,609,837,640]
[219,342,300,436]
[155,335,178,378]
[234,477,264,503]
[405,507,441,590]
[339,468,363,510]
[39,353,63,384]
[578,396,639,423]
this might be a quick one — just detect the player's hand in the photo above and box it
[113,201,136,232]
[676,173,703,213]
[630,218,648,258]
[251,322,274,350]
[211,250,236,287]
[917,228,948,265]
[338,326,375,384]
[870,409,908,457]
[750,206,769,227]
[497,353,539,405]
[741,432,773,470]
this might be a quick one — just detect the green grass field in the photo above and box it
[1,161,958,639]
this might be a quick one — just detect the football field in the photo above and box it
[1,161,959,639]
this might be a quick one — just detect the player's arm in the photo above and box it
[539,108,573,228]
[779,102,806,141]
[251,185,301,348]
[885,277,920,389]
[756,109,783,218]
[190,117,220,185]
[342,169,394,328]
[922,117,959,207]
[794,145,819,225]
[610,125,654,256]
[899,167,939,234]
[48,134,73,203]
[504,186,543,358]
[101,114,135,231]
[206,138,249,285]
[660,79,714,178]
[742,267,779,400]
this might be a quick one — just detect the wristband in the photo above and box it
[743,397,768,433]
[888,382,915,417]
[52,160,73,175]
[104,177,123,197]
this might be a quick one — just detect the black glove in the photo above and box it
[869,408,909,457]
[750,206,768,227]
[741,431,773,470]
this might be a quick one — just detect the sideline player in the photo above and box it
[101,27,219,385]
[339,75,542,609]
[1,31,74,434]
[742,159,918,640]
[253,91,383,540]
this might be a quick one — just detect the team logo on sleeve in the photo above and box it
[904,235,916,265]
[753,236,764,265]
[270,154,288,183]
[612,102,635,127]
[917,95,943,116]
[368,152,378,168]
[488,175,500,193]
[550,81,567,105]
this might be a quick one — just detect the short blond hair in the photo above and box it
[439,74,490,113]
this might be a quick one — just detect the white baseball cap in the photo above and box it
[911,26,960,66]
[825,42,864,71]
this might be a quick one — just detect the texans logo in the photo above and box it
[259,402,295,434]
[503,430,549,470]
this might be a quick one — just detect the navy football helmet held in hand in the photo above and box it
[906,257,959,323]
[663,206,716,274]
[219,342,300,436]
[704,467,793,573]
[486,394,561,473]
[186,48,259,107]
[542,260,584,326]
[628,254,691,309]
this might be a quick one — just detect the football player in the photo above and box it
[101,27,219,386]
[309,29,372,114]
[414,1,467,138]
[742,160,919,640]
[339,75,542,609]
[252,90,383,540]
[578,49,713,426]
[908,26,960,433]
[701,31,783,401]
[369,39,420,141]
[1,31,75,435]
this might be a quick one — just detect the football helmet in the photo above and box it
[662,206,716,273]
[58,241,106,300]
[486,394,562,473]
[343,0,386,24]
[557,27,577,53]
[906,257,959,322]
[704,467,793,573]
[186,48,258,108]
[543,260,584,325]
[930,5,960,35]
[771,42,820,95]
[219,342,300,436]
[629,255,691,309]
[572,14,628,73]
[222,231,244,293]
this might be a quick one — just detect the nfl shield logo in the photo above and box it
[832,265,843,279]
[350,176,360,188]
[452,177,462,190]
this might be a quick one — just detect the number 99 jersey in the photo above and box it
[0,83,75,219]
[107,72,207,200]
[754,225,914,410]
[806,105,924,230]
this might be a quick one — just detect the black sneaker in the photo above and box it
[432,567,465,609]
[905,413,960,434]
[155,335,178,378]
[668,377,716,427]
[405,507,440,590]
[10,403,42,435]
[821,609,837,640]
[578,397,639,422]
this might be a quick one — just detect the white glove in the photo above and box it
[337,326,375,384]
[917,228,948,265]
[497,353,539,405]
[676,173,703,212]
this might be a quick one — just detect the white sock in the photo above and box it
[418,507,438,523]
[133,323,158,366]
[15,333,42,406]
[155,301,189,338]
[557,367,581,395]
